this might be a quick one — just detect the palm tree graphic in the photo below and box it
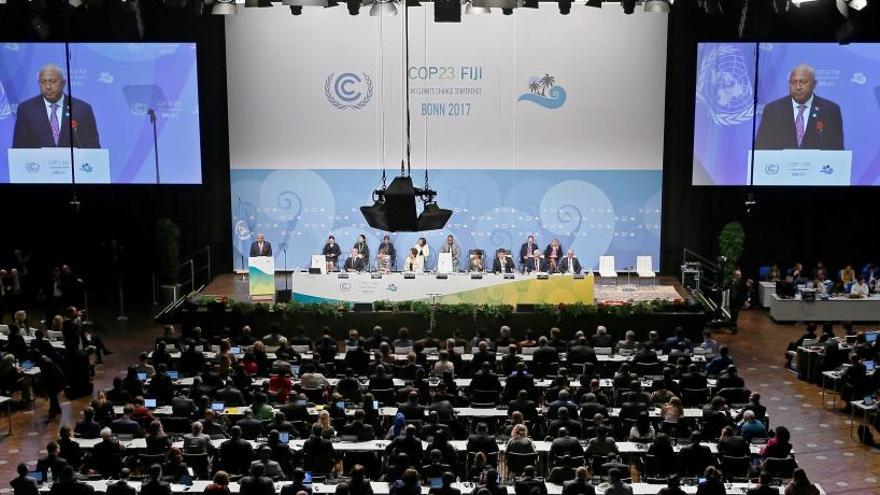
[539,74,556,95]
[528,80,541,94]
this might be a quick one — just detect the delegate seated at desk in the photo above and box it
[344,248,365,272]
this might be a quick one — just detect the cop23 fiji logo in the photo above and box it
[517,74,567,110]
[325,72,373,110]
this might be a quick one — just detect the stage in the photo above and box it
[203,271,688,306]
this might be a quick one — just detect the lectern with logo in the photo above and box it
[248,256,275,299]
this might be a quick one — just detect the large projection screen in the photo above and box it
[226,6,667,272]
[693,42,880,186]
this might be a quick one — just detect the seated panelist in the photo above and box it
[344,248,365,272]
[468,251,485,273]
[322,235,342,271]
[403,247,424,273]
[493,249,515,274]
[526,249,548,273]
[558,249,582,274]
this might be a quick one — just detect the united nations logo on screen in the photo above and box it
[696,44,754,126]
[325,72,373,110]
[26,162,39,173]
[765,163,779,175]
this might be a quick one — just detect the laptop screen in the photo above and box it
[231,346,241,354]
[429,478,443,488]
[29,471,43,483]
[865,360,876,372]
[866,332,878,344]
[167,370,178,380]
[278,431,289,443]
[137,372,147,382]
[211,402,225,412]
[303,472,313,484]
[144,398,157,408]
[20,360,33,370]
[291,365,301,378]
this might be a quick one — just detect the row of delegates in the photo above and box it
[322,233,584,274]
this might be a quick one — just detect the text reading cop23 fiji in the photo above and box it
[408,66,483,80]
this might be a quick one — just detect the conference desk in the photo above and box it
[0,395,11,435]
[290,271,594,305]
[36,480,823,495]
[769,294,880,322]
[758,281,776,308]
[0,333,66,350]
[74,437,765,457]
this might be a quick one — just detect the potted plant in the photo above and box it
[155,218,182,305]
[718,221,746,284]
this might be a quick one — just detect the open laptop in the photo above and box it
[211,402,225,412]
[167,370,179,380]
[429,478,443,489]
[278,431,290,443]
[20,360,33,371]
[137,372,148,382]
[144,398,157,409]
[291,365,301,379]
[231,346,241,354]
[594,347,612,355]
[29,471,43,484]
[866,332,879,344]
[292,345,310,354]
[865,360,876,372]
[303,472,313,485]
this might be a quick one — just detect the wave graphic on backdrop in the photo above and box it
[518,85,567,109]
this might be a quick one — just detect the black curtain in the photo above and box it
[661,1,880,280]
[0,4,231,303]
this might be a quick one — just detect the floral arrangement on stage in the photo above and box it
[188,295,699,322]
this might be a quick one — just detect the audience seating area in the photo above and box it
[2,317,828,495]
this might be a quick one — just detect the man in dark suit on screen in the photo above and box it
[249,233,273,257]
[13,63,100,149]
[755,64,843,151]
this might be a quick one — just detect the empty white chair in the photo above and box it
[637,255,656,286]
[598,256,618,285]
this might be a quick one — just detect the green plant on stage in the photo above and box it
[718,221,746,284]
[155,218,181,286]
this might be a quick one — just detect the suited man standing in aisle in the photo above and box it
[249,233,273,257]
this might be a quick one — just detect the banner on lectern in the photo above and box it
[248,256,275,297]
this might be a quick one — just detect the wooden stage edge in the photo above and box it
[200,272,689,304]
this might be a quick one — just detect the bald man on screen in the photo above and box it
[12,63,100,149]
[755,64,843,150]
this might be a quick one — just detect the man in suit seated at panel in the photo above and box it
[492,249,515,274]
[558,249,582,275]
[344,248,365,272]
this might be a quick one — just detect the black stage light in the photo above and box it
[360,176,451,232]
[434,0,461,21]
[523,0,539,8]
[347,0,360,13]
[290,5,302,14]
[622,0,635,14]
[585,0,601,7]
[502,7,513,13]
[558,0,571,13]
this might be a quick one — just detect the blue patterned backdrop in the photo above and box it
[230,169,661,271]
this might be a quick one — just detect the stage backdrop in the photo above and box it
[226,6,667,272]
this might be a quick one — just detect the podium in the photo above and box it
[8,148,111,184]
[248,256,275,298]
[749,149,852,186]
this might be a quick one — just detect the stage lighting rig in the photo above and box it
[558,0,572,14]
[361,0,451,232]
[585,0,602,7]
[622,0,635,14]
